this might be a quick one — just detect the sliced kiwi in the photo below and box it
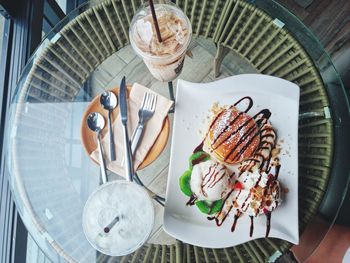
[179,170,192,196]
[189,151,210,169]
[195,199,223,215]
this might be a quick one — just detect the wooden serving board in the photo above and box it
[80,86,170,170]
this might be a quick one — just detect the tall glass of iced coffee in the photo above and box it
[129,1,192,82]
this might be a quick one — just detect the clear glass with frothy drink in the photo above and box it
[82,181,154,256]
[129,1,192,82]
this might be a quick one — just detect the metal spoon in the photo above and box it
[87,112,107,184]
[100,91,118,161]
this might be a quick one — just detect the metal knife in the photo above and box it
[119,76,134,182]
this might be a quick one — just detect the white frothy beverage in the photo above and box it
[82,181,154,256]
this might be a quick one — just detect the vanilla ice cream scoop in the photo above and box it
[234,171,281,216]
[190,160,229,201]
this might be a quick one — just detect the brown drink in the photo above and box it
[130,2,192,82]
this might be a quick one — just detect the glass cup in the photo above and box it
[82,181,154,256]
[129,1,192,82]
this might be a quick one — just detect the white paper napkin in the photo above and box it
[90,83,173,177]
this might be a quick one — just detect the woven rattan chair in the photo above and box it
[11,0,333,262]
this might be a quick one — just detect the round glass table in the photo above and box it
[6,0,350,262]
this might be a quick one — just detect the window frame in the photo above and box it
[0,0,86,262]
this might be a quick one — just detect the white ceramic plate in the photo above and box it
[164,74,299,248]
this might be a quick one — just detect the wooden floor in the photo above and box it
[276,0,350,91]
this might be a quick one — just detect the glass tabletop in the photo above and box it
[5,0,350,262]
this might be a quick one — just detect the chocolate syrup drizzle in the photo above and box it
[266,212,271,238]
[188,96,280,238]
[193,141,204,153]
[249,216,254,237]
[200,164,227,197]
[239,120,276,176]
[234,96,254,113]
[211,98,272,163]
[207,189,234,226]
[191,152,209,166]
[206,168,227,189]
[186,195,197,206]
[231,212,241,232]
[210,111,245,148]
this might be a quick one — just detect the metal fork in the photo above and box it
[131,92,157,154]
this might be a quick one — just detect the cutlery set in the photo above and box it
[86,77,163,203]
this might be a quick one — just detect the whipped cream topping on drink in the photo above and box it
[132,6,190,57]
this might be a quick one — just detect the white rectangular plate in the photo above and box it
[164,74,299,248]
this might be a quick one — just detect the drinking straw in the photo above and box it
[148,0,163,43]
